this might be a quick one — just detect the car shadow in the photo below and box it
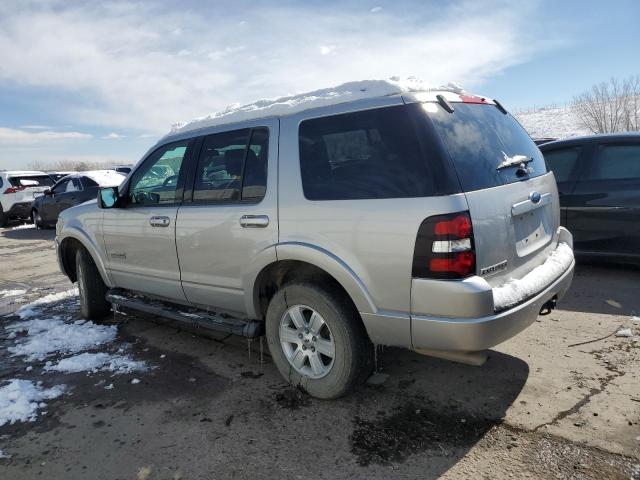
[346,347,528,474]
[558,262,640,316]
[1,226,56,241]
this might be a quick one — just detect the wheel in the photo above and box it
[76,248,110,320]
[31,209,43,229]
[0,210,7,228]
[265,282,373,399]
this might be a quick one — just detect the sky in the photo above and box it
[0,0,639,170]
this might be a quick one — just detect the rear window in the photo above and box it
[426,103,547,191]
[8,175,54,187]
[299,105,437,200]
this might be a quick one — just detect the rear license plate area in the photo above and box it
[514,205,552,257]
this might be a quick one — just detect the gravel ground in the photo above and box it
[0,224,639,480]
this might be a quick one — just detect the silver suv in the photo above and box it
[56,87,575,399]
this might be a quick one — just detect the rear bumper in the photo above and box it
[410,227,574,351]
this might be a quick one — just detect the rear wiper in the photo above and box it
[496,152,534,171]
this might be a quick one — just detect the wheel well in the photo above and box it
[59,238,85,282]
[253,260,359,320]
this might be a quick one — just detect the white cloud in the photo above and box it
[103,132,125,139]
[370,6,383,13]
[0,127,91,145]
[0,1,557,134]
[20,125,51,130]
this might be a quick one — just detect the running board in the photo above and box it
[106,289,264,338]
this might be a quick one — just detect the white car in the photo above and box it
[0,171,55,227]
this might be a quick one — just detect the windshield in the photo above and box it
[426,103,546,192]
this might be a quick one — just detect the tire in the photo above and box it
[0,210,7,228]
[265,282,373,399]
[31,209,43,229]
[76,248,110,320]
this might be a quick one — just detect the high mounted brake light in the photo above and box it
[412,211,476,279]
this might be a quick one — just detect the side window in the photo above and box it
[0,177,3,189]
[53,179,70,194]
[587,144,640,180]
[82,177,98,188]
[66,178,82,192]
[543,147,581,183]
[129,140,189,205]
[299,105,434,200]
[193,128,269,203]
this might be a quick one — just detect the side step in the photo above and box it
[106,289,264,338]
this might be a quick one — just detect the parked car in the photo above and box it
[540,133,640,264]
[112,165,133,174]
[31,170,126,228]
[533,137,557,146]
[0,171,55,227]
[55,84,575,398]
[48,171,76,182]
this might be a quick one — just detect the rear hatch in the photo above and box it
[7,175,55,203]
[425,100,560,287]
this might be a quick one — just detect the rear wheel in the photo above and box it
[265,282,373,399]
[76,248,110,320]
[31,209,43,229]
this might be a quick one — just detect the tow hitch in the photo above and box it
[539,296,557,316]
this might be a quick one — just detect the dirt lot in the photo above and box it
[1,224,639,480]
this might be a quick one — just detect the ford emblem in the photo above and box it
[529,191,541,204]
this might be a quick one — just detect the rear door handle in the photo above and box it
[239,215,269,228]
[149,216,171,227]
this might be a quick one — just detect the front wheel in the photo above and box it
[265,282,373,399]
[76,248,110,320]
[31,209,43,229]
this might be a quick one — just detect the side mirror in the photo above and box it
[98,187,119,209]
[43,189,52,196]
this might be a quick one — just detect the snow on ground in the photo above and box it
[0,448,10,459]
[14,288,78,320]
[168,77,467,136]
[0,379,65,426]
[615,328,633,338]
[515,105,591,139]
[0,289,27,299]
[7,318,118,361]
[493,242,574,310]
[44,352,147,374]
[10,224,34,231]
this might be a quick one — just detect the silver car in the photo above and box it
[55,86,575,399]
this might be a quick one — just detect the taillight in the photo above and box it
[3,187,21,194]
[412,211,476,279]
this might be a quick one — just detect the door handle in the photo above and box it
[239,215,269,228]
[149,216,171,227]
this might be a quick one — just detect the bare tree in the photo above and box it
[573,75,640,133]
[27,159,112,171]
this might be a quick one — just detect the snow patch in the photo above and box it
[168,77,453,136]
[0,379,65,426]
[0,448,11,459]
[44,352,147,374]
[10,224,34,230]
[14,288,78,320]
[0,289,27,298]
[7,318,117,361]
[493,242,574,310]
[615,328,633,338]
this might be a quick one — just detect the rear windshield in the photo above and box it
[426,103,547,191]
[8,175,54,187]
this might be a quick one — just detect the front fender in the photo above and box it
[57,224,112,287]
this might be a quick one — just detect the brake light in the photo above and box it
[412,211,476,279]
[3,186,22,194]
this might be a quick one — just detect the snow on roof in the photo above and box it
[63,170,126,187]
[3,171,49,176]
[167,77,467,137]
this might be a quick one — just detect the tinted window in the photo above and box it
[588,144,640,180]
[129,140,189,205]
[427,103,546,191]
[299,105,435,200]
[193,129,250,202]
[543,147,581,183]
[52,179,70,194]
[242,128,269,201]
[8,175,55,187]
[82,177,99,188]
[65,178,82,192]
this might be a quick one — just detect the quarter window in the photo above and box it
[588,144,640,180]
[543,147,581,183]
[299,106,434,200]
[129,140,189,205]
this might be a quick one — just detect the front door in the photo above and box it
[176,122,278,315]
[102,139,193,301]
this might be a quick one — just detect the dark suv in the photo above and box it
[540,133,640,264]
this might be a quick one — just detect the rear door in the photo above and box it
[541,143,585,226]
[175,122,278,315]
[102,139,193,301]
[427,102,560,287]
[567,140,640,257]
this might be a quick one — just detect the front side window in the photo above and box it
[543,147,581,183]
[299,105,435,200]
[52,179,70,194]
[588,144,640,180]
[192,127,269,203]
[129,140,189,205]
[65,178,82,192]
